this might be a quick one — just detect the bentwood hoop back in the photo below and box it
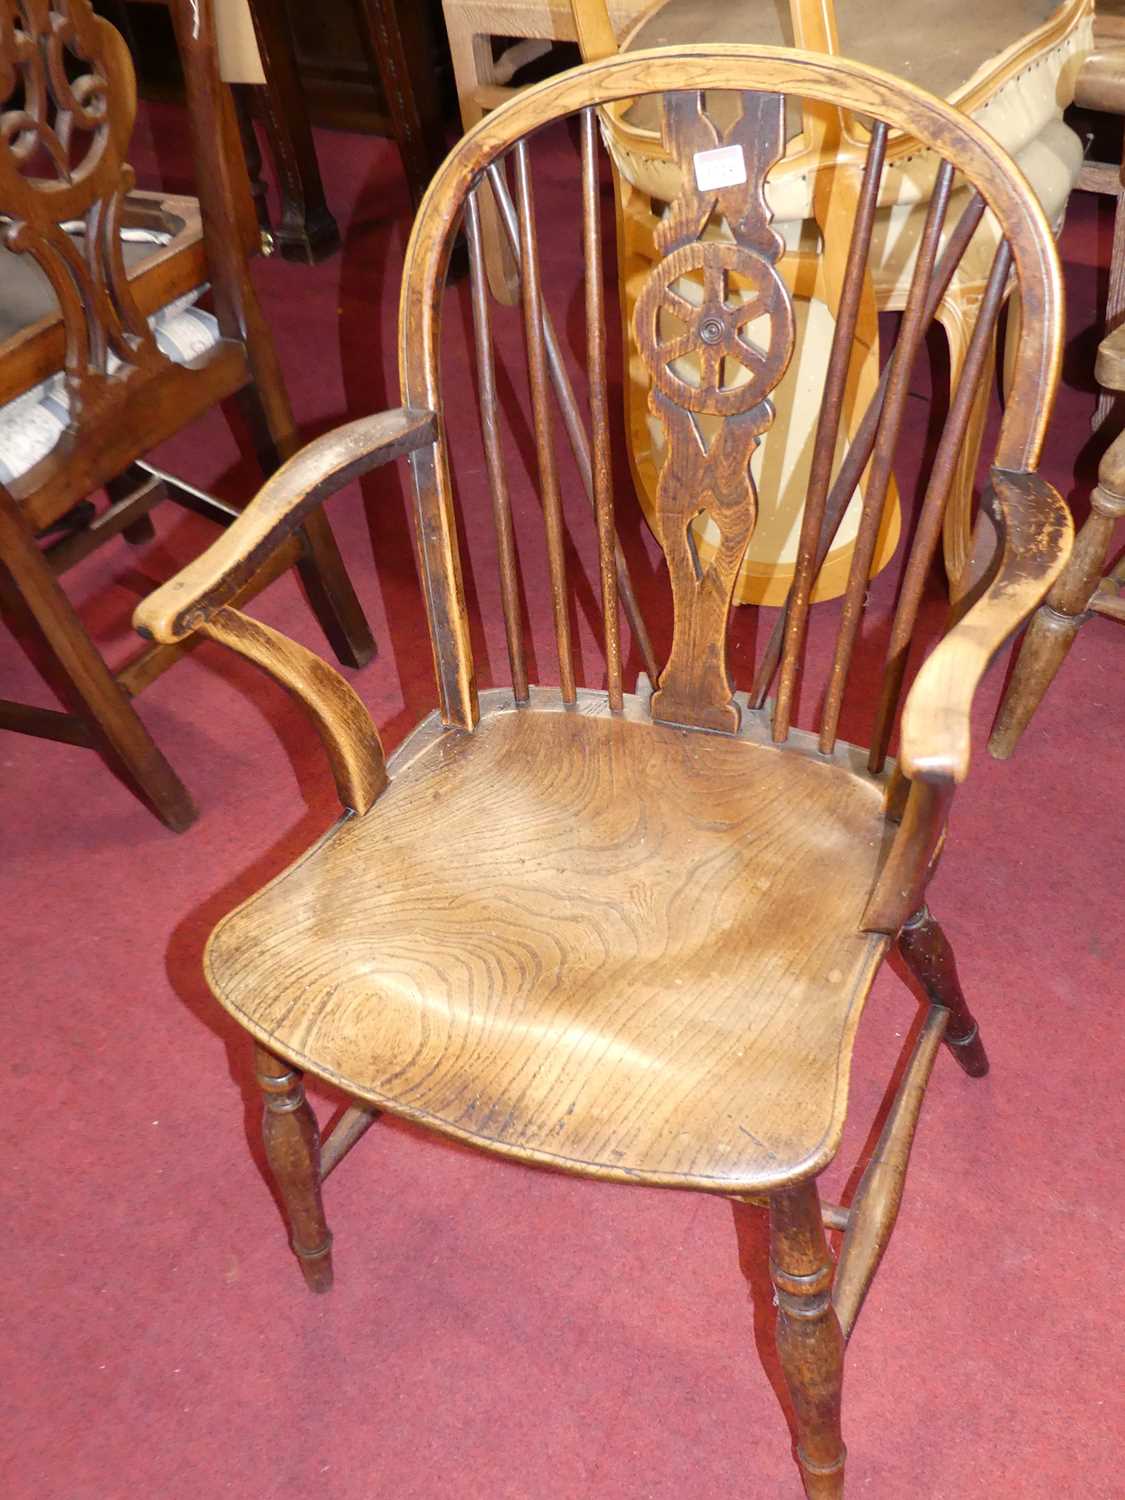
[138,46,1072,1497]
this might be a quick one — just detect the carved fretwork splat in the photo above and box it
[635,90,793,732]
[0,1,172,426]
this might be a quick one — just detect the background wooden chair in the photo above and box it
[567,0,1091,603]
[0,0,374,831]
[1071,0,1125,426]
[990,320,1125,755]
[135,46,1072,1496]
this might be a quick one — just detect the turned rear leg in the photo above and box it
[898,907,989,1077]
[769,1180,846,1499]
[255,1045,334,1292]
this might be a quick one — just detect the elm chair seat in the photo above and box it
[207,691,890,1191]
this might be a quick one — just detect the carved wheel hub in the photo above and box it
[635,240,793,417]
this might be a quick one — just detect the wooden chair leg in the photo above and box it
[898,907,989,1077]
[255,1045,334,1294]
[231,84,272,238]
[0,502,196,831]
[295,509,377,671]
[769,1180,846,1499]
[990,439,1125,756]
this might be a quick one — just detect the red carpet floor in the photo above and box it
[3,103,1123,1499]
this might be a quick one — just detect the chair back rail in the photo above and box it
[397,46,1063,759]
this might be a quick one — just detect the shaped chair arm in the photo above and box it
[134,407,436,644]
[899,469,1072,785]
[1095,321,1125,395]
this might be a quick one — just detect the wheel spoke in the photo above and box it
[699,341,723,389]
[657,330,698,364]
[733,293,767,328]
[661,288,699,326]
[732,337,768,374]
[703,260,725,306]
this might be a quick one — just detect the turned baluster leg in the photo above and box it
[898,907,989,1078]
[256,1045,334,1293]
[769,1180,846,1499]
[989,440,1125,755]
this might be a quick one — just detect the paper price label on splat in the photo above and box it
[693,144,747,192]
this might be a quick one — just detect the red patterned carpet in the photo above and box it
[3,102,1123,1499]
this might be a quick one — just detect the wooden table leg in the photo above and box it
[246,0,342,264]
[352,0,451,213]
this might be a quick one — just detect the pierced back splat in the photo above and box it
[0,1,170,430]
[635,90,793,733]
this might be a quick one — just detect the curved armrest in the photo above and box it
[1095,321,1125,395]
[134,407,436,643]
[899,469,1072,784]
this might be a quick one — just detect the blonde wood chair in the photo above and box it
[571,0,1091,602]
[136,47,1072,1496]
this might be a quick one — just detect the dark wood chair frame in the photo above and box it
[0,0,374,830]
[136,46,1072,1496]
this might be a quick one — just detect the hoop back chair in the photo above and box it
[0,0,373,830]
[137,46,1072,1497]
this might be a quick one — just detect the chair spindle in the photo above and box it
[868,240,1014,772]
[581,108,624,710]
[514,139,577,703]
[818,158,956,754]
[465,187,530,701]
[772,120,888,743]
[750,188,988,713]
[486,161,659,684]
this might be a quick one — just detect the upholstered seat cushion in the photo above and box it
[205,690,891,1194]
[0,296,219,486]
[0,229,168,344]
[621,0,1089,155]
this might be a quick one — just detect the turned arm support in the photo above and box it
[134,407,436,642]
[862,468,1071,934]
[898,468,1072,785]
[196,606,388,814]
[133,407,436,814]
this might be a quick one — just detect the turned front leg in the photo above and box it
[769,1180,846,1499]
[898,907,989,1078]
[256,1045,334,1293]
